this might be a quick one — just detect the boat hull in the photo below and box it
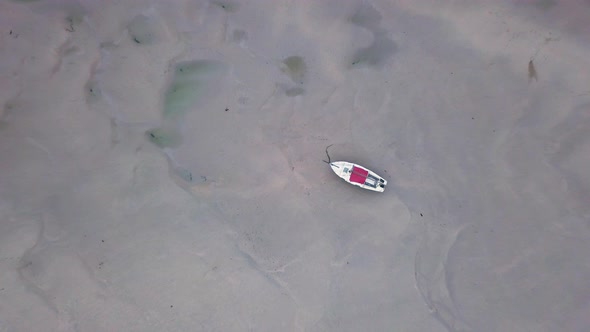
[330,161,387,192]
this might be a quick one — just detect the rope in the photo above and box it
[322,144,334,164]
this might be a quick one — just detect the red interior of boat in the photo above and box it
[349,166,369,184]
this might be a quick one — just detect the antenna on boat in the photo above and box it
[322,144,339,167]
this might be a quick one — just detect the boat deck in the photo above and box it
[346,165,385,189]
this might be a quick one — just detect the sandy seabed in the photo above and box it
[1,1,590,331]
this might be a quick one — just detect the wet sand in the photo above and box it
[1,1,590,331]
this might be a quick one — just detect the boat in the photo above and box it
[329,161,387,192]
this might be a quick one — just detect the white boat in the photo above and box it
[329,161,387,192]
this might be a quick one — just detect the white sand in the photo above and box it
[1,0,590,331]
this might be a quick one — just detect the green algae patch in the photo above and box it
[146,127,183,148]
[162,60,227,119]
[128,14,158,45]
[281,56,306,84]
